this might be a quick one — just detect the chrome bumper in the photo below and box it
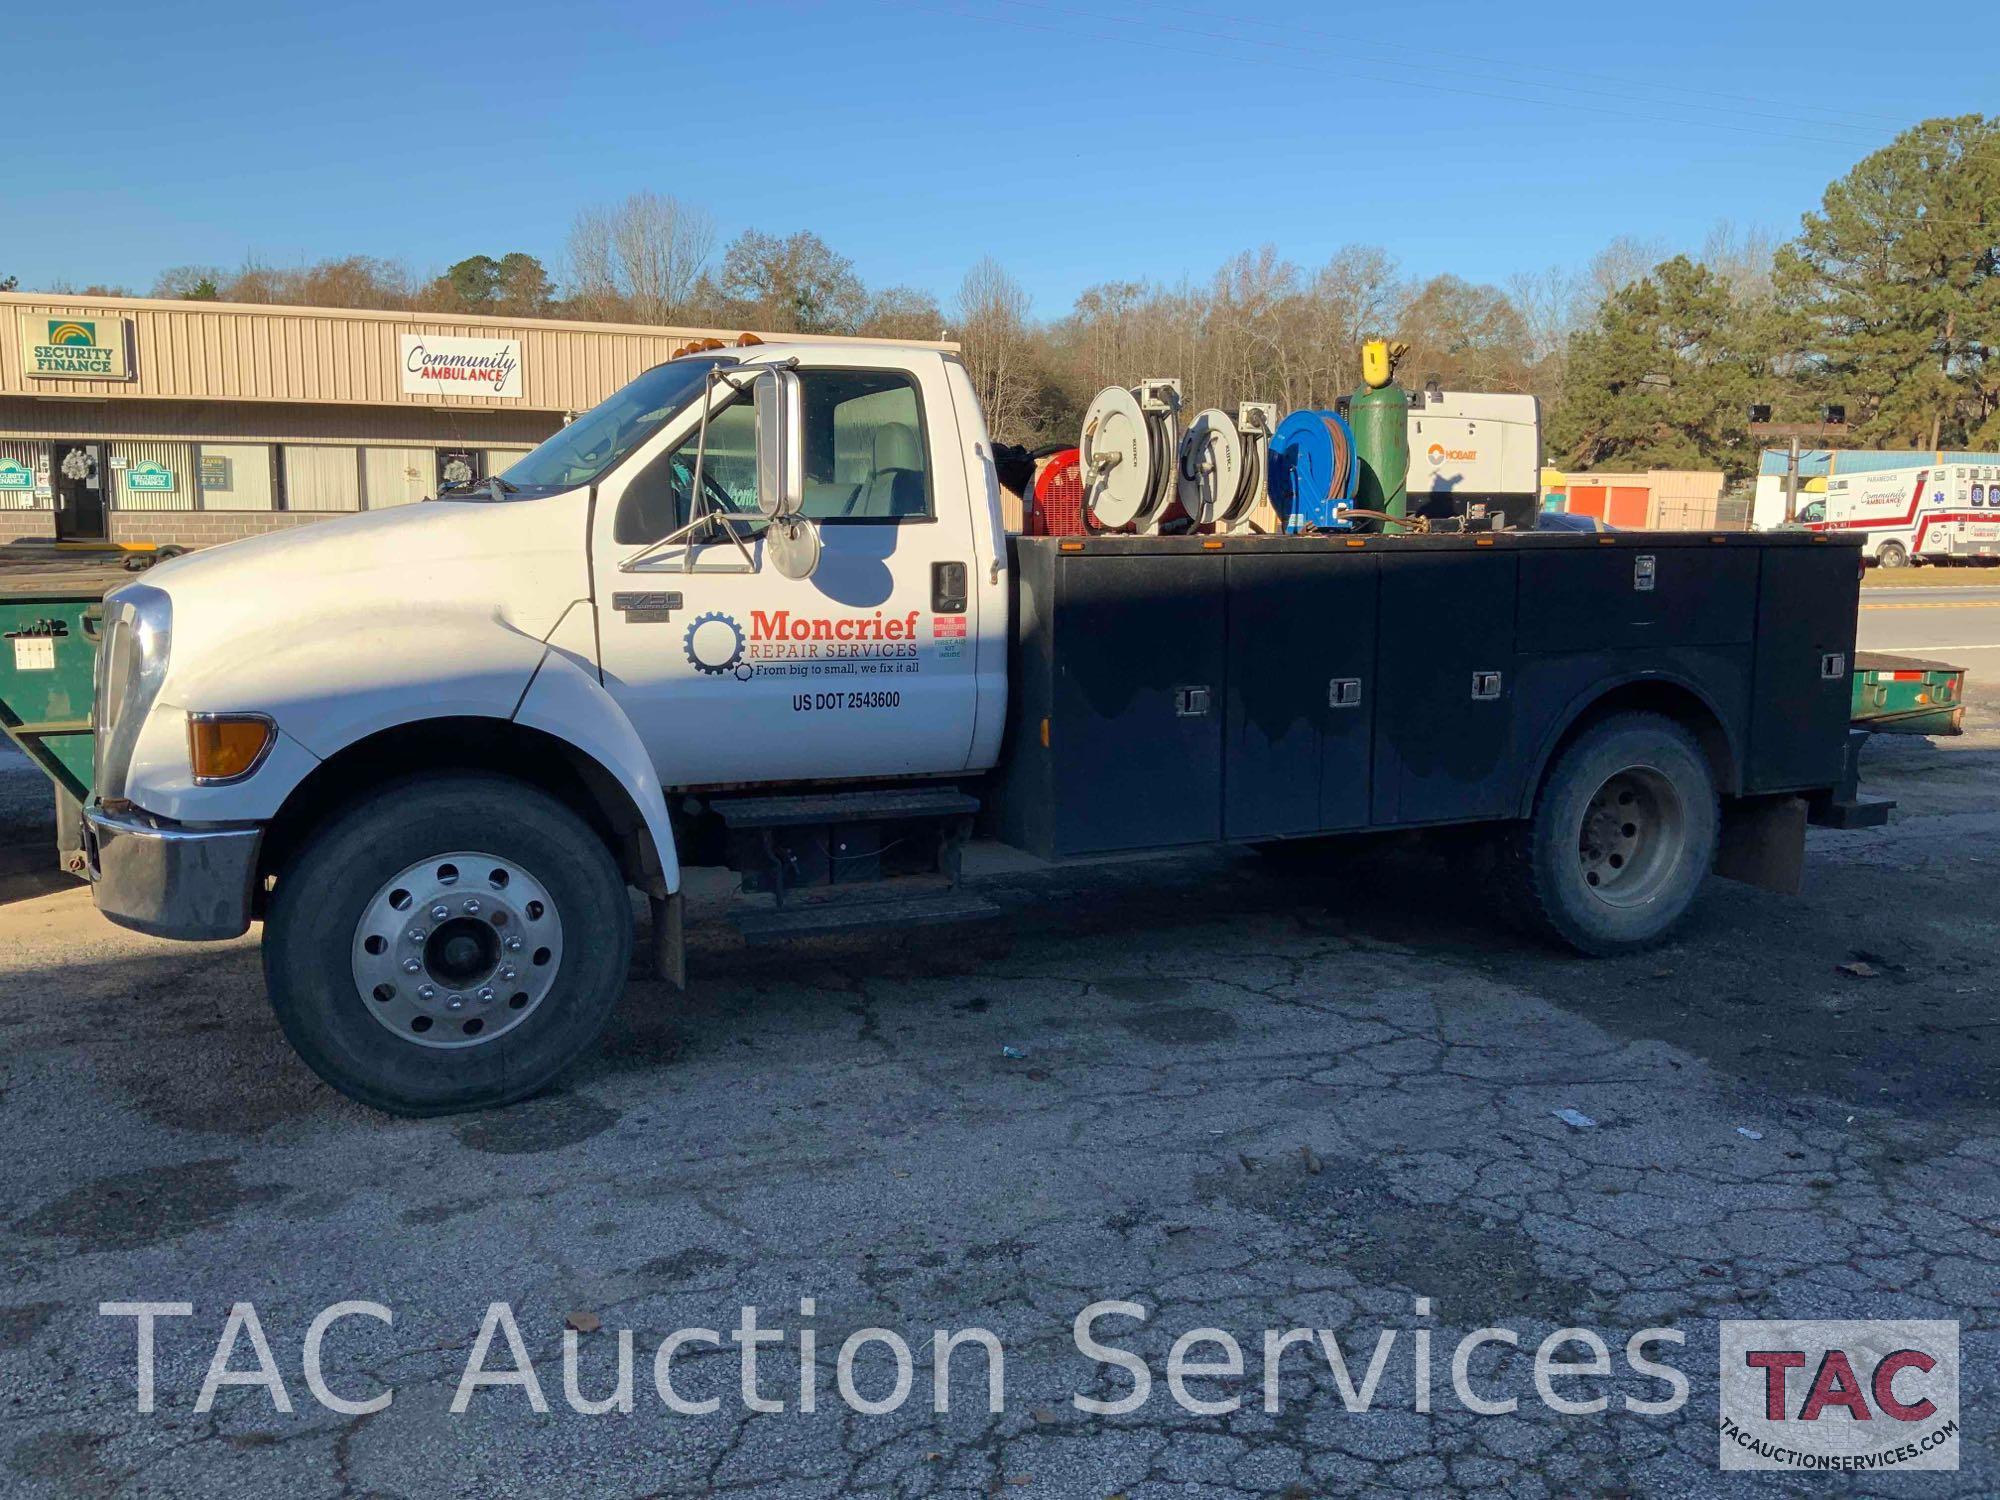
[82,805,263,940]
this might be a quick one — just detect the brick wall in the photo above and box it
[0,511,56,544]
[108,511,339,548]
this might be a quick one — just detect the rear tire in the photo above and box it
[1500,713,1718,955]
[264,774,633,1115]
[1875,541,1908,569]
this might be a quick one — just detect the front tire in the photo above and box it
[1501,713,1718,955]
[264,774,634,1115]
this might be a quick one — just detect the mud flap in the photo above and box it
[649,890,685,990]
[1715,795,1807,896]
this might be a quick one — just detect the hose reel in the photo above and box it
[1177,402,1277,530]
[1269,408,1360,533]
[1079,379,1182,530]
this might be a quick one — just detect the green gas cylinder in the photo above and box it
[1347,350,1408,526]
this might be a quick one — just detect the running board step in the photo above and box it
[710,787,979,830]
[730,890,1001,943]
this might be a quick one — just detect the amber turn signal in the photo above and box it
[188,713,275,783]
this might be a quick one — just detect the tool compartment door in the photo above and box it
[1516,543,1757,652]
[1223,553,1377,837]
[1372,551,1519,824]
[1050,553,1225,853]
[1747,544,1858,791]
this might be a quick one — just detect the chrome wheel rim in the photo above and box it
[1577,766,1685,909]
[350,851,563,1049]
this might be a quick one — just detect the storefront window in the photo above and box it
[283,446,362,512]
[196,444,276,510]
[362,448,432,509]
[0,441,44,510]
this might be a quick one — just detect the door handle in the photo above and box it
[932,560,968,613]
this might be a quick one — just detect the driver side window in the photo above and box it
[613,400,759,544]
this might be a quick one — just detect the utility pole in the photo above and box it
[1783,436,1800,525]
[1748,409,1848,527]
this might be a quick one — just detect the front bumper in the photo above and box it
[82,804,263,940]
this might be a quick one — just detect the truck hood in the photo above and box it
[99,490,598,820]
[135,492,591,652]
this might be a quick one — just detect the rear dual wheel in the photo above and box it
[264,774,633,1115]
[1501,713,1718,955]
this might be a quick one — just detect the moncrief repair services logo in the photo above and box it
[1718,1319,1958,1472]
[683,612,748,679]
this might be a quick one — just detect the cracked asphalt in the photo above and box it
[0,705,1994,1497]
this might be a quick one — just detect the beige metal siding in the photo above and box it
[3,293,955,413]
[108,440,197,512]
[1646,469,1727,530]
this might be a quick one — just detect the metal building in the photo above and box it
[1,293,948,548]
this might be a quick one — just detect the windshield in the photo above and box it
[497,355,734,492]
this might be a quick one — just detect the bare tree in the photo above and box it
[1586,234,1672,307]
[955,257,1035,440]
[1506,263,1586,403]
[1700,219,1778,306]
[563,193,716,323]
[718,230,867,334]
[860,285,945,340]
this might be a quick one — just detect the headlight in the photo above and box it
[93,583,172,803]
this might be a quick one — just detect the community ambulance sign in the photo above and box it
[398,334,522,399]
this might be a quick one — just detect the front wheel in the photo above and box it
[1500,713,1718,955]
[264,774,634,1115]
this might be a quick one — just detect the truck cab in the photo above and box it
[578,346,1007,788]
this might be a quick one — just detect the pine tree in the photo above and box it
[1548,256,1759,476]
[1775,115,1998,449]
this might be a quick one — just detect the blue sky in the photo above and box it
[6,1,1994,315]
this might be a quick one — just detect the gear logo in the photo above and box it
[683,611,747,676]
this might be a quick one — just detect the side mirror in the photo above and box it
[755,369,805,519]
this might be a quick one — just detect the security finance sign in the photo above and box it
[20,316,133,379]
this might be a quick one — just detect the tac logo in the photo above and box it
[1718,1320,1958,1471]
[46,320,96,347]
[683,611,749,679]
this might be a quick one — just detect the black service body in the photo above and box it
[994,531,1860,860]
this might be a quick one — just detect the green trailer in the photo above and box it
[1850,651,1966,736]
[0,550,154,877]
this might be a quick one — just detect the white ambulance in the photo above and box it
[1806,462,2000,566]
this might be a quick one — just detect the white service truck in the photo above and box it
[81,343,1877,1114]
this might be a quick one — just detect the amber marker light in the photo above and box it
[188,713,276,784]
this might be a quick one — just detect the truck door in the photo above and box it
[590,359,984,788]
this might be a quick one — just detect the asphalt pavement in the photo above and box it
[1860,581,2000,664]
